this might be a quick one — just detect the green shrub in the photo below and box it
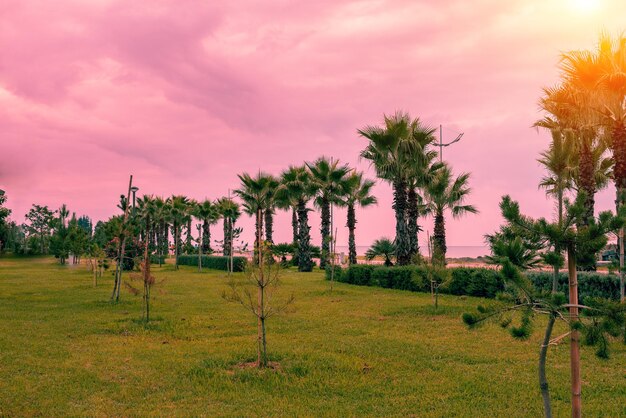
[527,271,620,301]
[324,265,343,281]
[177,255,247,272]
[335,264,503,298]
[446,268,504,298]
[344,265,375,286]
[150,254,167,264]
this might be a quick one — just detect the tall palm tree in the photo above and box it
[263,175,280,245]
[278,165,316,272]
[406,124,442,259]
[359,111,425,265]
[306,157,350,269]
[235,172,274,264]
[152,196,169,266]
[217,197,241,257]
[194,199,220,255]
[339,171,377,265]
[536,128,575,226]
[422,164,478,266]
[169,195,189,270]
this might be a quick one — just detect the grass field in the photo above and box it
[0,257,624,417]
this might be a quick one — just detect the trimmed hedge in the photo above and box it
[326,265,503,298]
[327,264,620,300]
[527,271,620,301]
[177,255,247,272]
[447,268,504,298]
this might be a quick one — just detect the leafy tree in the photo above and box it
[365,238,396,266]
[0,190,13,253]
[24,204,56,254]
[338,171,377,265]
[307,157,350,269]
[421,164,477,266]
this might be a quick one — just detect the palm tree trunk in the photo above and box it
[264,209,274,243]
[173,221,179,270]
[407,187,419,259]
[291,207,298,244]
[202,220,211,254]
[611,122,626,302]
[297,199,313,272]
[347,204,357,265]
[433,209,446,266]
[577,135,597,271]
[393,179,410,265]
[223,218,230,257]
[320,197,330,269]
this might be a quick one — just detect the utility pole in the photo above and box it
[435,124,464,162]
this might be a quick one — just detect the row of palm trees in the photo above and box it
[358,111,477,266]
[536,34,625,287]
[132,195,240,270]
[127,112,478,271]
[234,157,377,271]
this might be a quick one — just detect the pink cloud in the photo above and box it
[1,0,625,252]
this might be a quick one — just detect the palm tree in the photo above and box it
[359,111,426,265]
[422,164,478,266]
[339,171,377,265]
[536,128,575,226]
[365,238,396,267]
[235,172,275,264]
[274,178,299,261]
[217,197,241,257]
[263,175,280,245]
[184,199,197,254]
[168,195,189,270]
[194,199,220,255]
[152,196,169,266]
[307,157,350,269]
[278,165,316,272]
[406,124,441,259]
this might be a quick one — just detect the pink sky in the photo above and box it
[1,0,625,251]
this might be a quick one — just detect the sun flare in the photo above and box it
[572,0,600,12]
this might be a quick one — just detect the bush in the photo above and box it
[446,268,504,298]
[527,271,620,301]
[334,264,503,298]
[324,265,343,281]
[177,255,247,272]
[150,254,167,264]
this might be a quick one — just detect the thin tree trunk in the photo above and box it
[347,204,357,265]
[567,245,581,418]
[539,314,556,418]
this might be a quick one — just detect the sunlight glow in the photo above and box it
[571,0,600,13]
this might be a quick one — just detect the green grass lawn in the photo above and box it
[0,257,624,417]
